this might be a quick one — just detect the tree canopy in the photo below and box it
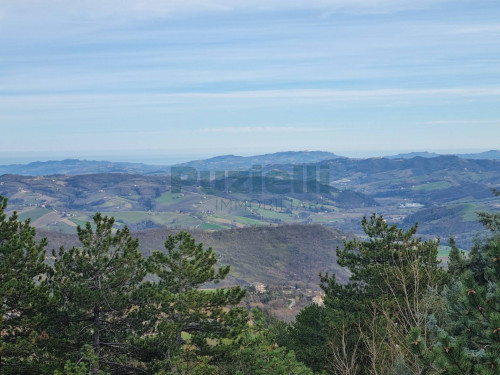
[0,195,50,374]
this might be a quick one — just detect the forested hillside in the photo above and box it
[38,224,348,288]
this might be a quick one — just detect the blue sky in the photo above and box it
[0,0,499,163]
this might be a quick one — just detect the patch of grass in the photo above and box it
[311,217,344,223]
[254,208,292,221]
[199,222,228,230]
[231,215,267,226]
[103,211,148,223]
[460,204,479,221]
[148,213,179,226]
[70,218,97,230]
[17,207,52,222]
[155,213,200,227]
[285,198,338,212]
[98,211,199,228]
[95,197,134,209]
[412,181,452,191]
[438,245,468,257]
[70,218,89,227]
[156,192,186,205]
[45,222,77,234]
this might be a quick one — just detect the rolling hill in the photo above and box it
[39,224,348,289]
[2,154,499,249]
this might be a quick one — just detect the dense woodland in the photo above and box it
[1,190,499,374]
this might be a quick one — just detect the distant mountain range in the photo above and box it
[386,150,500,160]
[173,151,342,170]
[0,159,170,176]
[0,150,499,176]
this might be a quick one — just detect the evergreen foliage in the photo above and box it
[409,188,500,375]
[48,213,148,373]
[220,309,315,375]
[286,303,330,372]
[286,214,445,374]
[0,195,50,374]
[131,231,248,373]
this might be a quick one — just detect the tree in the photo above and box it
[136,231,248,372]
[49,213,147,374]
[316,214,445,374]
[53,345,108,375]
[477,188,500,232]
[221,309,315,375]
[0,195,50,374]
[410,189,500,375]
[286,303,330,372]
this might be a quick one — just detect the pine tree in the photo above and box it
[53,345,108,375]
[221,309,315,375]
[136,231,248,372]
[318,214,445,374]
[477,188,500,232]
[410,188,500,375]
[286,303,330,372]
[0,195,50,374]
[435,209,499,374]
[49,213,147,374]
[447,237,468,278]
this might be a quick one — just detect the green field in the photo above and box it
[412,181,452,191]
[105,211,149,223]
[438,245,468,257]
[70,217,97,230]
[102,211,200,228]
[17,207,52,222]
[231,215,267,226]
[45,221,78,234]
[95,196,135,209]
[460,203,479,221]
[156,192,186,205]
[248,204,293,221]
[70,217,90,227]
[198,222,227,230]
[311,217,344,223]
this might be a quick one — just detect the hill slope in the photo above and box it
[39,224,348,289]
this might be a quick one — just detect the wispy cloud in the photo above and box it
[200,126,326,133]
[171,88,500,99]
[2,88,500,110]
[0,0,455,18]
[446,25,500,34]
[416,120,499,125]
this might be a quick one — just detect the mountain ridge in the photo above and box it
[386,150,500,160]
[2,150,500,176]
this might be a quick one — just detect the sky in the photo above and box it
[0,0,499,163]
